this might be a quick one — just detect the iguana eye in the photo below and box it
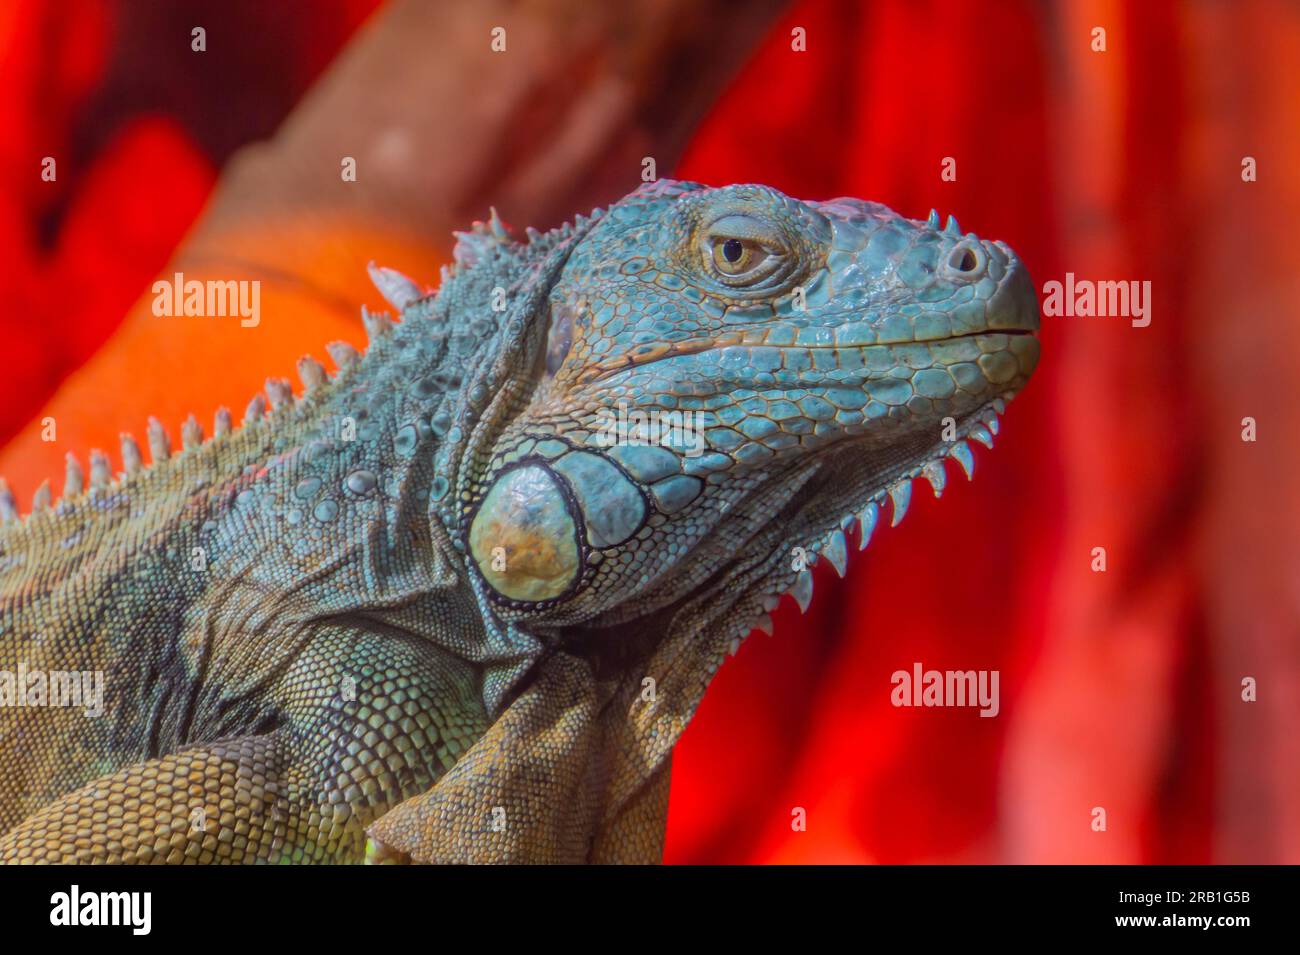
[710,237,769,276]
[700,213,785,286]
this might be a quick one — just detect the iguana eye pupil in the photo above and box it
[710,236,763,277]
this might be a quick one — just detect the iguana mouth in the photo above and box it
[581,328,1037,384]
[947,328,1037,338]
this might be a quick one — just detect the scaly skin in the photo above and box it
[0,179,1038,863]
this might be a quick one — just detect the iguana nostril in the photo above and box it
[949,246,979,273]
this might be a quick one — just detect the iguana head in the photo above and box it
[447,179,1039,635]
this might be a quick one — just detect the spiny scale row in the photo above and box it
[925,208,965,237]
[2,207,608,524]
[0,258,438,525]
[446,205,604,276]
[737,399,1008,650]
[0,246,457,526]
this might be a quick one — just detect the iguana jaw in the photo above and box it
[772,388,1019,602]
[591,383,1022,643]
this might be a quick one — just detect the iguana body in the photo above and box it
[0,180,1038,863]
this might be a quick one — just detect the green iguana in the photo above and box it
[0,180,1039,863]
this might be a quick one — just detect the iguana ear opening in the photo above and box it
[544,300,576,377]
[429,210,605,627]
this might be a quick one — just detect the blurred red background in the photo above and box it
[1,0,1296,862]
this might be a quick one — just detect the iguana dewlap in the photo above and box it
[0,180,1038,863]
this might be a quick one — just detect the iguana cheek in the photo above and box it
[468,465,580,603]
